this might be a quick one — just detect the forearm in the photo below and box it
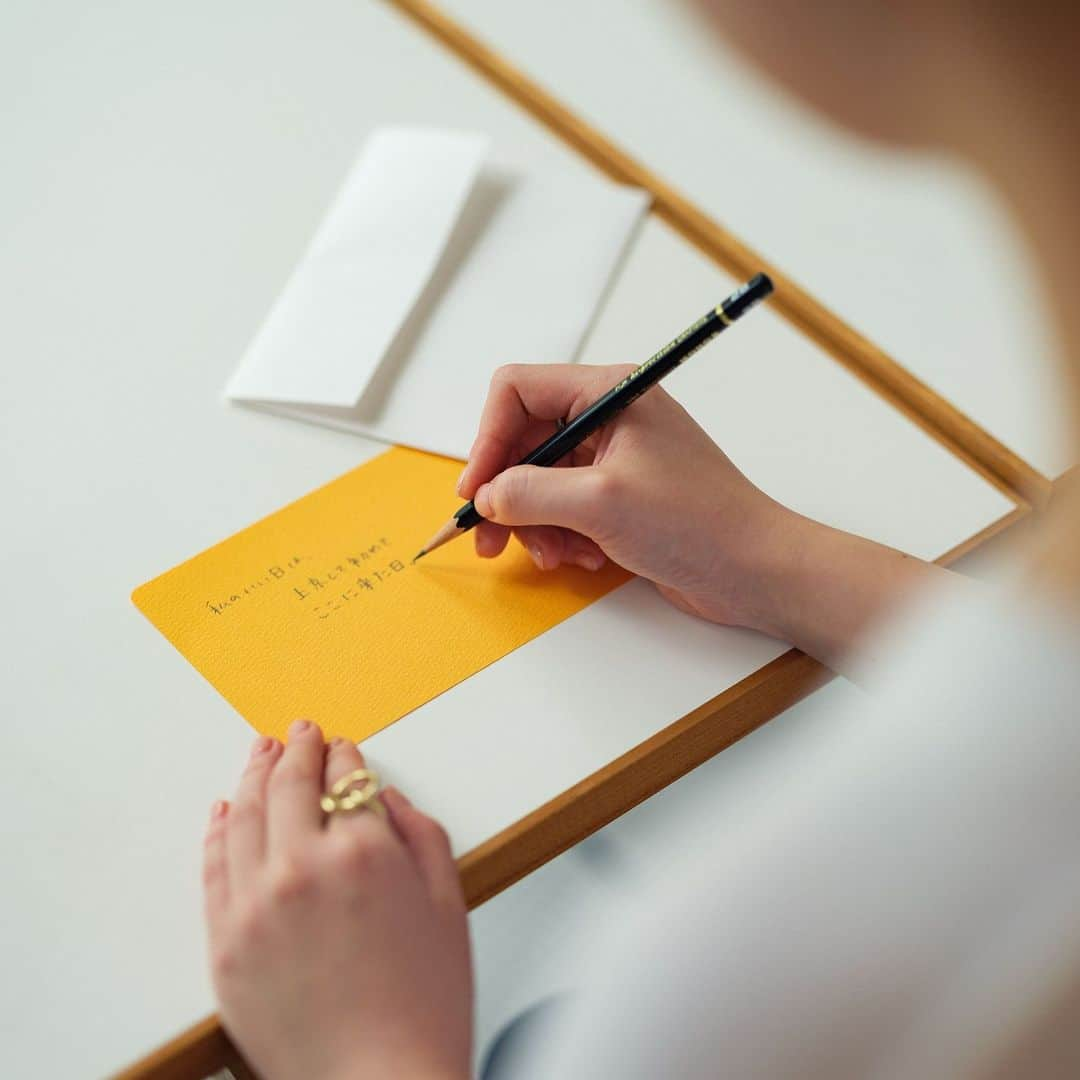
[753,510,958,681]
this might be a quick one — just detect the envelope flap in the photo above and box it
[226,127,489,408]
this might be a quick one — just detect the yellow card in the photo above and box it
[132,447,629,743]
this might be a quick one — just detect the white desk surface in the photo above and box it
[442,0,1075,480]
[0,0,1015,1074]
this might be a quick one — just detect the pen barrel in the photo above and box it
[522,307,725,468]
[721,272,773,322]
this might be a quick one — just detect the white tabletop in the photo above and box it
[441,0,1075,480]
[0,0,1017,1074]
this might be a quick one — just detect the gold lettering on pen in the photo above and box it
[610,311,714,394]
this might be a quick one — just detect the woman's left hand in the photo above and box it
[203,721,473,1080]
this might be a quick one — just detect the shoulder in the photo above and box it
[549,586,1080,1078]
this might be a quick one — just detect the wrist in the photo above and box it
[750,510,839,645]
[721,503,826,642]
[748,510,952,673]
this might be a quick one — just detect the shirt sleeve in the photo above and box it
[533,592,1080,1078]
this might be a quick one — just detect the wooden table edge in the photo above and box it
[385,0,1052,510]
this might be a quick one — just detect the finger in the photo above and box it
[459,418,556,500]
[473,463,611,537]
[323,740,401,853]
[323,739,383,827]
[382,787,463,912]
[460,364,621,497]
[227,735,280,885]
[203,800,230,937]
[563,532,607,571]
[474,520,511,559]
[322,736,366,794]
[267,719,326,855]
[512,525,566,570]
[514,526,606,571]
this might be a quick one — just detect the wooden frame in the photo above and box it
[388,0,1050,510]
[115,2,1049,1076]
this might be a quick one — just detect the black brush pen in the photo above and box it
[413,272,774,562]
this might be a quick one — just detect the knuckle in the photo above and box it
[268,856,316,905]
[490,363,522,391]
[333,828,395,877]
[588,468,621,504]
[267,761,312,793]
[243,751,274,778]
[231,900,264,948]
[228,798,265,828]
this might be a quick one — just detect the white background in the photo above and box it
[0,1,1039,1074]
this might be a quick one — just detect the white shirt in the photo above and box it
[523,587,1080,1077]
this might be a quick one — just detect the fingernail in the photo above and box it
[210,799,228,821]
[250,735,272,758]
[530,545,545,569]
[456,466,468,496]
[474,482,492,516]
[329,736,346,749]
[289,719,310,737]
[578,553,604,571]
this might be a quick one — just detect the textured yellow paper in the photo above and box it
[132,447,629,742]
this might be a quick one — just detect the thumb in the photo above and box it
[473,464,608,536]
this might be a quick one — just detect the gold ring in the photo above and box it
[320,768,386,818]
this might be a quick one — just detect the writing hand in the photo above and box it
[459,363,951,675]
[458,362,793,631]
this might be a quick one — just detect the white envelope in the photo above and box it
[226,126,649,460]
